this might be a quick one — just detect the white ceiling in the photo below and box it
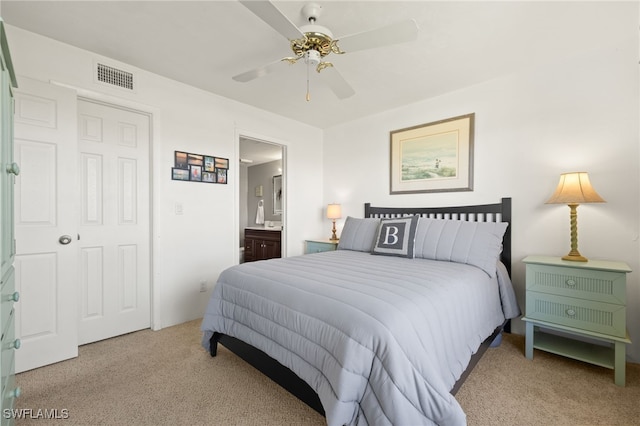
[1,1,631,129]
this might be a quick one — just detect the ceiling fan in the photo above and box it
[233,1,419,101]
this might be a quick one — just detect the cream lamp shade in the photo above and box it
[326,204,342,220]
[546,172,605,261]
[327,204,341,241]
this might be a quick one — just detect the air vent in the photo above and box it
[96,63,134,90]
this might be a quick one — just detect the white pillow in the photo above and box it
[414,217,508,277]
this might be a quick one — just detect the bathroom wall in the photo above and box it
[246,159,283,229]
[240,160,282,236]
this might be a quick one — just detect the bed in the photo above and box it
[201,198,519,425]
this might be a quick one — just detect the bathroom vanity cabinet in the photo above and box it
[244,228,281,262]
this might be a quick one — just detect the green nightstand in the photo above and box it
[305,239,338,254]
[522,255,631,386]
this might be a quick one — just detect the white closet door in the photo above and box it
[14,77,78,373]
[77,99,151,345]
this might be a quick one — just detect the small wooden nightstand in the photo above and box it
[522,255,631,386]
[305,239,338,254]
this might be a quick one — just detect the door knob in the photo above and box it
[58,235,72,245]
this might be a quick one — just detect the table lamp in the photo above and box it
[327,204,341,241]
[545,172,605,262]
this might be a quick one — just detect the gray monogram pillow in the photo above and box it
[371,216,419,258]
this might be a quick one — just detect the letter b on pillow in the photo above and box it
[383,225,401,246]
[372,216,419,258]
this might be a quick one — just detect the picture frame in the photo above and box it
[190,165,202,181]
[216,168,227,184]
[390,113,474,194]
[171,167,190,181]
[174,151,188,169]
[204,156,215,172]
[202,171,216,183]
[215,157,229,169]
[187,153,204,167]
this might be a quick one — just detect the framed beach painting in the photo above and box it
[390,113,474,194]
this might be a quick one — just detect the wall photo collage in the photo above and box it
[172,151,228,184]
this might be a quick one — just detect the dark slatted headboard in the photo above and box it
[364,197,512,276]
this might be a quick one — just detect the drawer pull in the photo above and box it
[565,279,576,287]
[9,387,21,398]
[11,339,20,350]
[565,309,576,317]
[6,162,20,176]
[7,292,19,302]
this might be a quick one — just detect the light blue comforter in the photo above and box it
[201,250,519,425]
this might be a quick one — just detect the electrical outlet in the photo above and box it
[199,281,207,292]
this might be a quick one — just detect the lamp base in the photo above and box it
[330,220,339,242]
[562,203,588,262]
[562,252,588,262]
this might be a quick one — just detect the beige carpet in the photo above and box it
[14,320,640,425]
[456,333,640,425]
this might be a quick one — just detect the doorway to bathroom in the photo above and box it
[239,137,285,263]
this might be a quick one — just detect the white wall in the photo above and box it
[6,25,325,329]
[323,35,640,361]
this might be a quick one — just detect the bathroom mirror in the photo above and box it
[273,175,282,215]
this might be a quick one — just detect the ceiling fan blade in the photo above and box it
[337,19,419,53]
[232,59,290,83]
[319,66,355,100]
[239,0,304,41]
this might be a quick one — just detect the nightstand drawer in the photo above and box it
[526,291,626,337]
[526,263,626,305]
[305,240,338,254]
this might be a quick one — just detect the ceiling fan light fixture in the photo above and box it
[304,50,320,102]
[304,50,321,67]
